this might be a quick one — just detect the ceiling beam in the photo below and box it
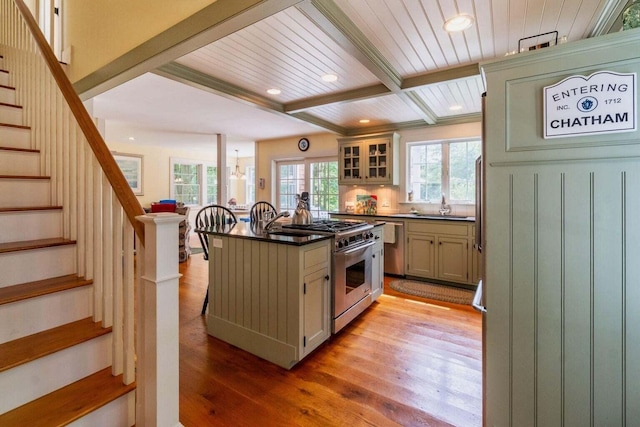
[75,0,304,100]
[296,0,403,92]
[155,62,344,134]
[155,62,284,112]
[402,63,480,89]
[283,84,390,113]
[589,0,630,36]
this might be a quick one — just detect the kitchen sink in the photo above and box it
[410,214,472,219]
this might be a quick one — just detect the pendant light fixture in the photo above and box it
[230,149,246,180]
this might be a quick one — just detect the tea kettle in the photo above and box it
[291,192,313,225]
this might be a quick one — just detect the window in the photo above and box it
[245,166,256,204]
[171,158,217,206]
[408,139,481,204]
[277,158,338,218]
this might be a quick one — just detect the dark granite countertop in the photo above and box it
[330,212,475,222]
[195,222,333,246]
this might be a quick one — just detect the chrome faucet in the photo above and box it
[264,211,290,232]
[439,194,451,216]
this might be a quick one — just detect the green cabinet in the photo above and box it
[338,133,399,185]
[371,225,384,301]
[405,220,472,285]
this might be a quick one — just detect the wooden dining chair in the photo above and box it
[249,201,277,224]
[194,204,237,315]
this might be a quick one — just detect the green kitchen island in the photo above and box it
[197,222,333,369]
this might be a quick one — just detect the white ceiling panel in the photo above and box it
[412,76,484,117]
[176,7,381,103]
[92,0,629,145]
[304,93,423,128]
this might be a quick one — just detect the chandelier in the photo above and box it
[230,149,245,180]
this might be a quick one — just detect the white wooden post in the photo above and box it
[136,213,184,427]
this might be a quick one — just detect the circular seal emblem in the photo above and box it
[577,96,598,113]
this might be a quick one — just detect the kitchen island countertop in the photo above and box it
[195,222,333,246]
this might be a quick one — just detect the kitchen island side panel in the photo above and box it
[482,29,640,426]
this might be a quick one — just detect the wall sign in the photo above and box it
[543,71,636,139]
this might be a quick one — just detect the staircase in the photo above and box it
[0,53,136,426]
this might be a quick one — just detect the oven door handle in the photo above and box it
[340,240,375,255]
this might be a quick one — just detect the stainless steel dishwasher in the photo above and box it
[383,222,404,276]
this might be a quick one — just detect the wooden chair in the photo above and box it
[194,204,237,315]
[249,201,277,224]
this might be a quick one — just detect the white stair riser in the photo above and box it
[0,104,22,125]
[0,334,112,414]
[0,244,75,287]
[0,178,50,208]
[0,71,8,87]
[0,285,92,344]
[0,86,15,105]
[0,149,39,176]
[0,210,62,243]
[69,392,135,427]
[0,124,30,148]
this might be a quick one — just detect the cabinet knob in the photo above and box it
[324,275,330,281]
[372,254,376,258]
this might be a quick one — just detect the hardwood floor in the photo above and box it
[178,254,482,426]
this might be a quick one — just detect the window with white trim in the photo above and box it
[170,158,217,206]
[408,139,481,204]
[276,158,338,218]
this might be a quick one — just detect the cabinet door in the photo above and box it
[371,228,384,300]
[338,142,363,184]
[302,267,330,357]
[437,236,468,283]
[406,234,436,278]
[364,139,390,184]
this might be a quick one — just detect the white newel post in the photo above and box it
[136,213,184,427]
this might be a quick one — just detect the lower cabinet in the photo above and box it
[405,220,472,285]
[302,266,331,357]
[371,225,384,300]
[406,233,436,277]
[207,237,331,369]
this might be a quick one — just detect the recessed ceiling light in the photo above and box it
[359,119,370,124]
[128,137,135,141]
[322,74,338,82]
[267,88,281,95]
[449,105,463,111]
[443,14,474,32]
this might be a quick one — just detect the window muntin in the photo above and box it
[408,139,481,204]
[277,158,338,218]
[171,158,217,206]
[173,163,200,205]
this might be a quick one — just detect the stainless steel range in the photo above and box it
[283,219,375,333]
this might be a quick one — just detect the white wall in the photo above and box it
[106,140,218,209]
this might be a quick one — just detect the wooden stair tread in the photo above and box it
[0,146,39,153]
[0,274,92,306]
[0,122,30,129]
[0,368,135,426]
[0,318,111,372]
[0,206,62,213]
[0,238,76,254]
[0,174,50,179]
[0,102,22,109]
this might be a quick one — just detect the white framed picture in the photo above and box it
[113,152,144,195]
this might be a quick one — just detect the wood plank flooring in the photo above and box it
[178,254,482,426]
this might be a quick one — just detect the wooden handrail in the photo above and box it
[13,0,146,242]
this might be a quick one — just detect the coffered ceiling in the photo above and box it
[87,0,630,147]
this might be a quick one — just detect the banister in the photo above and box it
[12,0,146,242]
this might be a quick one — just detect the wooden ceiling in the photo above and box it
[88,0,632,138]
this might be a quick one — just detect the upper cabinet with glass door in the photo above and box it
[338,133,399,185]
